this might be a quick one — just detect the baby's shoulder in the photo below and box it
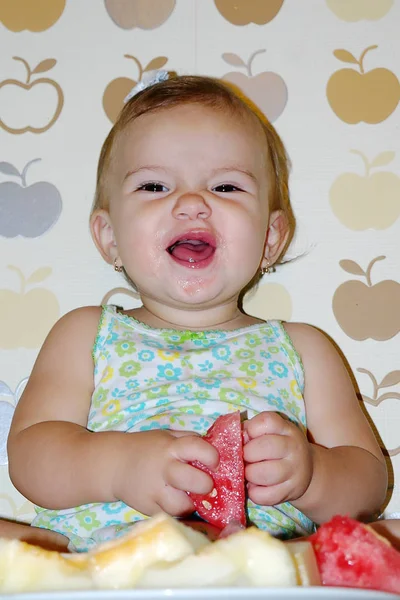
[283,321,341,367]
[43,305,103,349]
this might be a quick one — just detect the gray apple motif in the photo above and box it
[0,158,62,237]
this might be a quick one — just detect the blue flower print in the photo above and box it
[155,397,170,407]
[105,331,118,345]
[199,360,213,372]
[211,345,231,361]
[138,349,155,362]
[260,350,271,360]
[266,393,285,412]
[177,383,191,394]
[125,401,146,414]
[126,379,140,390]
[127,392,141,402]
[140,421,170,431]
[194,377,221,390]
[111,387,127,399]
[103,502,123,515]
[157,363,182,381]
[142,338,163,349]
[268,361,288,379]
[191,416,211,433]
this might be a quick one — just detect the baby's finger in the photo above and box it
[173,435,219,470]
[245,459,288,487]
[166,461,214,495]
[243,434,289,464]
[247,481,291,507]
[244,411,288,440]
[158,485,195,517]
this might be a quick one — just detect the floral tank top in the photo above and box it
[33,305,315,551]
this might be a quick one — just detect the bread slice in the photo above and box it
[85,513,210,589]
[0,514,320,591]
[0,538,91,592]
[138,526,299,588]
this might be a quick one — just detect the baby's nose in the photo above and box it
[172,192,211,220]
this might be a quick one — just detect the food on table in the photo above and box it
[188,411,246,529]
[0,512,320,592]
[309,514,400,594]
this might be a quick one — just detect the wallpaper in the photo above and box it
[0,0,399,523]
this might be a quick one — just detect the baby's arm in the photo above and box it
[0,519,70,552]
[284,323,388,523]
[8,307,217,516]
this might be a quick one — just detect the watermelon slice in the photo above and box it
[188,412,246,529]
[309,515,400,594]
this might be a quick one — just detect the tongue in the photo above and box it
[171,241,214,262]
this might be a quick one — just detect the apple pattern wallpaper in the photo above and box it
[0,0,399,523]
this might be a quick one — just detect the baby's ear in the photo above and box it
[90,209,118,265]
[262,210,289,268]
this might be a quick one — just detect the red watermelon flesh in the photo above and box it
[188,412,246,529]
[309,515,400,594]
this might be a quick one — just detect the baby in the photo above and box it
[7,72,389,552]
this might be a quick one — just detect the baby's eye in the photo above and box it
[137,183,168,193]
[213,184,242,193]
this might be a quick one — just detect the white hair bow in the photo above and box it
[124,69,170,103]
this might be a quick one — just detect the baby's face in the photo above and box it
[107,103,272,312]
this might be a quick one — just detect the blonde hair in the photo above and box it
[92,75,295,263]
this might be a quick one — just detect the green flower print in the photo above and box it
[115,340,136,357]
[235,348,255,360]
[287,399,301,420]
[119,361,141,378]
[219,388,247,406]
[76,510,101,532]
[146,384,171,399]
[245,334,262,348]
[91,386,109,408]
[239,360,263,377]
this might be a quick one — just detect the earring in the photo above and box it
[114,258,123,272]
[261,260,275,276]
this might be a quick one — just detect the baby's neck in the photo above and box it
[126,303,263,332]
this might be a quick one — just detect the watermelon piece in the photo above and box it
[309,515,400,594]
[188,412,246,529]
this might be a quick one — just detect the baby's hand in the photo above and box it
[115,429,219,517]
[243,411,313,507]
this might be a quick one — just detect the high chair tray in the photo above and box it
[0,588,398,600]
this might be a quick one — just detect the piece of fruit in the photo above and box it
[188,412,246,529]
[309,515,400,594]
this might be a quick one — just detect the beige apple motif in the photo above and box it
[104,0,175,30]
[326,0,393,22]
[330,150,400,230]
[0,265,59,349]
[357,367,400,457]
[0,57,64,134]
[332,256,400,341]
[0,0,65,32]
[222,49,288,122]
[214,0,284,26]
[0,494,34,521]
[103,55,168,124]
[327,45,400,124]
[243,283,292,322]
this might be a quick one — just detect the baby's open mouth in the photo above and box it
[166,231,216,268]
